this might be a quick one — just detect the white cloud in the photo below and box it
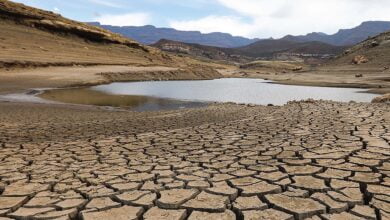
[87,0,121,8]
[170,16,254,37]
[96,13,151,26]
[171,0,390,38]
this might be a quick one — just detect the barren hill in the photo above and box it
[234,39,346,58]
[0,0,224,93]
[152,39,252,63]
[152,38,345,63]
[0,0,171,67]
[0,0,222,75]
[330,30,390,67]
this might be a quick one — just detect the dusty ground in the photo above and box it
[0,100,389,220]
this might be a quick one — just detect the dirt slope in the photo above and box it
[330,30,390,67]
[235,39,346,58]
[0,0,223,92]
[0,0,170,66]
[0,0,223,74]
[152,39,253,63]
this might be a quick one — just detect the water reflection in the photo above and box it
[39,88,206,111]
[39,78,378,111]
[92,78,377,105]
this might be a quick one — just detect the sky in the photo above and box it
[12,0,390,39]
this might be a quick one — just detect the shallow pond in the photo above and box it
[40,78,378,110]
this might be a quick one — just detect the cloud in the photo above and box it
[170,16,254,37]
[171,0,390,38]
[96,13,151,26]
[87,0,121,8]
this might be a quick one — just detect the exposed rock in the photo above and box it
[352,55,369,64]
[372,93,390,103]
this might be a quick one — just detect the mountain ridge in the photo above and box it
[90,21,390,48]
[88,22,259,48]
[281,21,390,46]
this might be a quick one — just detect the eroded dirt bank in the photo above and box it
[0,100,389,220]
[0,65,222,94]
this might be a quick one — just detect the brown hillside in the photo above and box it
[152,39,252,63]
[235,40,346,58]
[330,31,390,67]
[0,0,220,72]
[0,0,177,67]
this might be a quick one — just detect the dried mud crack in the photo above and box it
[0,101,389,220]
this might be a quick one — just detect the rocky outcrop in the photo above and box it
[372,93,390,103]
[352,55,369,64]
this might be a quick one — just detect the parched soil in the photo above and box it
[0,100,389,220]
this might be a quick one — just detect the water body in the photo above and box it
[39,88,206,111]
[40,78,378,110]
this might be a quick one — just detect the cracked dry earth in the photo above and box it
[0,101,389,220]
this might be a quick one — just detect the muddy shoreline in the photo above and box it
[1,64,389,96]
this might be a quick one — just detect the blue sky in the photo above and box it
[12,0,390,38]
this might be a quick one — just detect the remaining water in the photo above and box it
[38,78,377,111]
[39,88,206,111]
[92,78,377,105]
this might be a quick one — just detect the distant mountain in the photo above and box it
[90,21,390,49]
[281,21,390,46]
[234,39,346,58]
[152,38,346,63]
[88,22,258,48]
